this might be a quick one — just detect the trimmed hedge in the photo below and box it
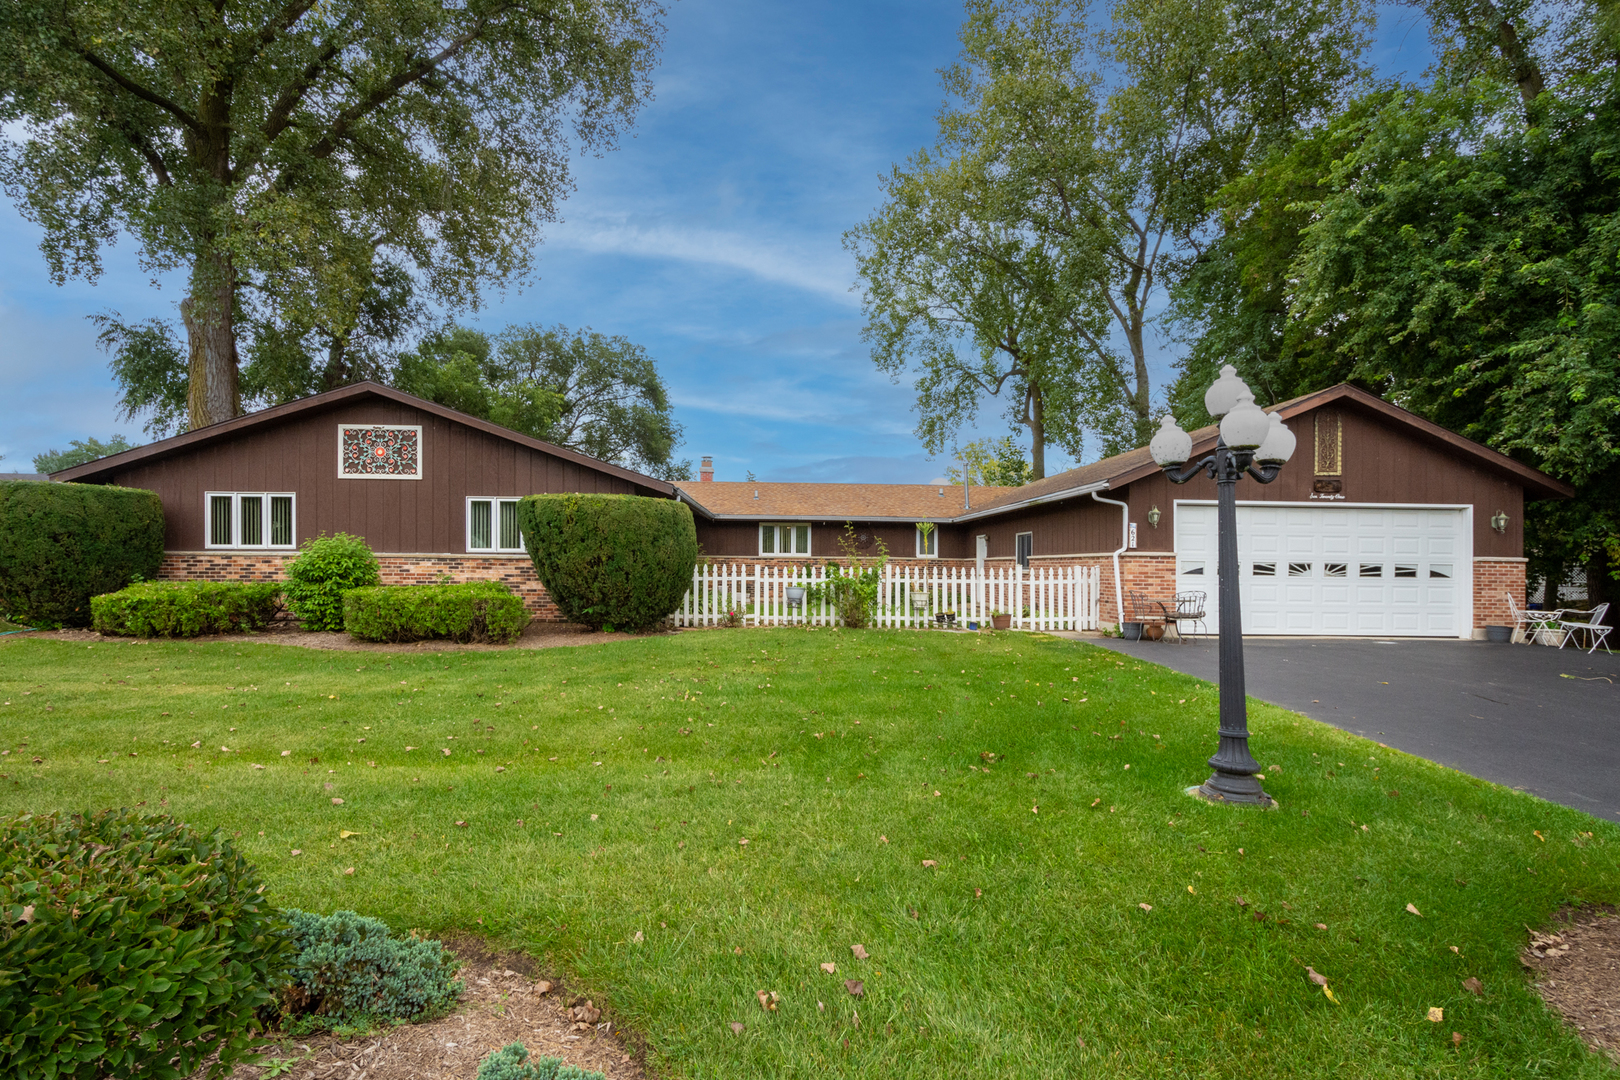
[342,582,531,644]
[279,909,462,1031]
[517,494,697,631]
[284,533,380,631]
[0,481,165,628]
[0,809,291,1080]
[91,581,283,637]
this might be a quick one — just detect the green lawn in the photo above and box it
[1,629,1615,1078]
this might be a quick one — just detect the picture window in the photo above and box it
[760,523,811,557]
[467,498,524,553]
[205,493,295,549]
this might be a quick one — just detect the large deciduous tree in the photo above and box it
[848,0,1371,473]
[0,0,665,430]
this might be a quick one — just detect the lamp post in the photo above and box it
[1149,365,1297,806]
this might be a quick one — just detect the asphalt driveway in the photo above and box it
[1084,634,1620,821]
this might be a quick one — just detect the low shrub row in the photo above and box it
[1,812,469,1078]
[343,582,531,644]
[478,1042,606,1080]
[91,581,283,637]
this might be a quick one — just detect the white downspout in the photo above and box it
[1091,490,1129,628]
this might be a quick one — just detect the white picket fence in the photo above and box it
[675,562,1099,631]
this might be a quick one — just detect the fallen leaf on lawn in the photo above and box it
[1427,1007,1443,1022]
[821,962,837,974]
[734,946,742,955]
[845,980,864,997]
[290,849,302,856]
[974,888,982,898]
[191,742,200,748]
[441,748,451,756]
[878,835,888,843]
[1449,946,1460,954]
[405,746,416,752]
[738,837,749,846]
[339,830,360,839]
[251,764,265,770]
[1305,966,1329,987]
[330,797,344,805]
[1462,977,1482,996]
[933,790,941,797]
[729,1022,745,1035]
[1139,903,1152,912]
[1186,885,1195,894]
[817,1001,824,1013]
[851,944,870,960]
[1090,798,1101,807]
[1533,830,1545,842]
[1235,896,1249,906]
[1405,903,1423,916]
[1315,923,1327,930]
[1324,987,1339,1003]
[280,750,291,757]
[343,867,354,876]
[455,821,468,828]
[1452,1032,1463,1046]
[921,859,937,868]
[756,990,779,1012]
[1031,805,1039,814]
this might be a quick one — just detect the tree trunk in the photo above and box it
[1028,381,1046,480]
[181,251,241,430]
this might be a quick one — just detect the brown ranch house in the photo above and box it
[56,381,1569,638]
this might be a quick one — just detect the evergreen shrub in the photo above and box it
[283,533,379,631]
[477,1042,605,1080]
[0,808,291,1080]
[91,581,283,637]
[342,583,530,644]
[0,481,164,627]
[517,494,697,631]
[279,909,462,1031]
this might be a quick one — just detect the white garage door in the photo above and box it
[1174,504,1471,637]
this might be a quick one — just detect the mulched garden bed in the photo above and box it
[1523,905,1620,1061]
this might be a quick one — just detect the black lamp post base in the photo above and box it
[1187,779,1275,808]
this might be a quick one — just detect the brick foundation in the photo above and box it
[1473,558,1527,632]
[159,552,567,621]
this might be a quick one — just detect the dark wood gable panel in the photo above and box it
[97,396,656,554]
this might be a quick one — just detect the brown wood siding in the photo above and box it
[696,520,943,561]
[98,398,662,554]
[968,497,1124,560]
[1113,404,1524,556]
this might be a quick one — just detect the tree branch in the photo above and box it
[77,47,206,136]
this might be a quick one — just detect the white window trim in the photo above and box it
[759,522,813,557]
[204,492,297,550]
[465,497,526,554]
[337,424,423,480]
[915,524,939,558]
[1015,531,1033,569]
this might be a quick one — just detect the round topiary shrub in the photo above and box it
[0,481,164,628]
[516,494,698,631]
[0,808,292,1079]
[283,533,380,631]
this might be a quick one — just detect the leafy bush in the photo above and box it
[0,808,291,1080]
[517,494,698,631]
[807,524,890,628]
[477,1042,605,1080]
[91,581,283,637]
[342,582,531,644]
[283,533,379,631]
[0,481,164,627]
[279,909,462,1031]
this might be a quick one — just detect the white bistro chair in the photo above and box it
[1506,593,1562,645]
[1557,603,1613,655]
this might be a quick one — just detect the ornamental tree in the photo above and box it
[0,0,665,430]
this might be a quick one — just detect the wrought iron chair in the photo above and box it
[1558,603,1613,655]
[1506,593,1562,645]
[1165,591,1208,643]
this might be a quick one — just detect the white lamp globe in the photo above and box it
[1255,412,1297,464]
[1203,364,1250,418]
[1219,390,1270,450]
[1149,414,1193,466]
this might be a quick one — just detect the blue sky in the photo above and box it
[0,0,1433,481]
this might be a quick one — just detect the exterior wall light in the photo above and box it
[1491,510,1509,533]
[1147,506,1161,528]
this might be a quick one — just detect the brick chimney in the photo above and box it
[700,455,713,482]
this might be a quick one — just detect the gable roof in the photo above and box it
[674,481,1016,522]
[49,381,678,495]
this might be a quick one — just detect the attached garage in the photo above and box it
[1175,503,1471,637]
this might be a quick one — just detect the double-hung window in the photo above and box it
[1015,532,1033,569]
[760,523,811,557]
[206,493,295,549]
[467,498,524,553]
[916,524,938,557]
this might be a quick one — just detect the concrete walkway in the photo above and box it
[1063,634,1620,821]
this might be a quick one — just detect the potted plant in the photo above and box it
[785,585,806,607]
[991,610,1011,631]
[1143,622,1165,641]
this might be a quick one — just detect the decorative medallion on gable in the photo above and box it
[339,425,423,479]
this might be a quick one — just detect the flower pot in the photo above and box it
[991,614,1011,631]
[1484,625,1512,643]
[1143,623,1165,641]
[966,620,980,631]
[1121,622,1143,641]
